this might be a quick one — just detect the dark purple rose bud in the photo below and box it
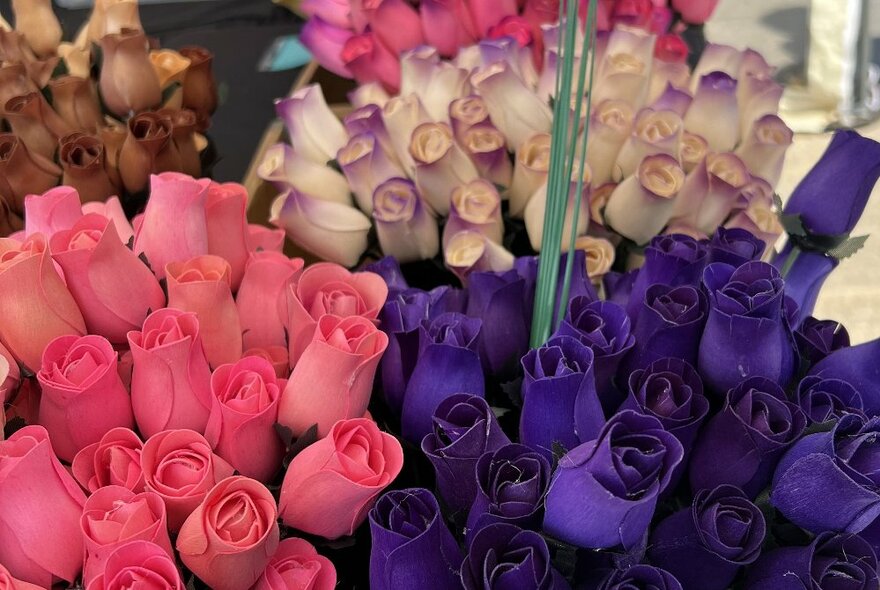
[708,227,766,267]
[698,261,797,395]
[515,252,598,324]
[421,394,510,514]
[626,234,709,320]
[796,375,865,424]
[543,410,684,549]
[557,298,635,412]
[520,335,604,458]
[807,335,880,415]
[603,269,639,308]
[466,269,529,379]
[595,565,683,590]
[647,485,766,590]
[745,532,879,590]
[772,244,837,321]
[772,414,880,542]
[466,444,551,543]
[461,523,570,590]
[402,312,484,443]
[794,316,850,367]
[427,285,468,318]
[366,256,410,296]
[369,488,463,590]
[689,376,806,498]
[379,289,431,414]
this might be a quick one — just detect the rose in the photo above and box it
[244,346,290,379]
[280,314,387,437]
[300,17,354,79]
[4,92,70,161]
[127,308,213,437]
[444,179,504,248]
[647,485,766,590]
[543,411,683,549]
[689,377,806,498]
[0,563,43,590]
[178,46,218,130]
[772,246,836,321]
[593,28,654,107]
[0,426,86,586]
[0,133,60,216]
[450,95,491,143]
[795,316,850,367]
[362,0,424,57]
[697,261,797,395]
[343,104,397,165]
[372,178,440,263]
[141,429,234,531]
[509,132,551,217]
[586,99,636,186]
[400,48,471,124]
[252,537,336,590]
[671,153,750,235]
[338,132,406,214]
[58,133,119,202]
[420,0,476,57]
[0,233,85,371]
[87,541,183,590]
[445,230,516,284]
[98,29,162,118]
[37,334,134,462]
[205,182,251,291]
[286,262,387,365]
[247,224,285,253]
[0,341,19,403]
[258,142,352,204]
[279,418,403,539]
[84,0,144,43]
[237,251,304,351]
[462,125,514,188]
[118,113,178,194]
[342,32,401,92]
[369,488,462,590]
[81,197,134,244]
[574,236,616,281]
[382,94,430,174]
[466,269,530,378]
[683,72,739,152]
[149,49,191,105]
[23,185,81,237]
[735,114,793,186]
[80,486,173,586]
[596,566,683,590]
[50,214,166,344]
[707,226,766,267]
[72,427,145,493]
[177,476,280,590]
[797,375,864,424]
[160,108,201,177]
[376,289,430,413]
[672,0,720,24]
[205,356,284,482]
[724,204,782,258]
[615,109,683,180]
[410,122,479,216]
[275,84,348,166]
[679,132,708,173]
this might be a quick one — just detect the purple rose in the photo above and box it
[647,485,766,590]
[427,285,468,318]
[379,289,431,415]
[772,244,837,321]
[369,488,463,590]
[421,394,510,515]
[515,252,598,323]
[543,410,683,549]
[796,375,865,424]
[689,376,806,498]
[466,269,529,379]
[807,335,880,415]
[603,269,639,308]
[707,227,766,267]
[698,261,797,394]
[595,565,682,590]
[366,256,410,296]
[795,316,850,367]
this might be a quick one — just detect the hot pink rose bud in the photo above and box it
[299,16,354,79]
[177,476,280,590]
[72,427,145,494]
[127,308,213,437]
[37,334,134,462]
[166,255,243,368]
[237,251,305,351]
[253,537,336,590]
[363,0,424,57]
[672,0,719,24]
[50,214,166,344]
[279,418,403,539]
[141,429,235,531]
[203,182,252,291]
[80,486,174,586]
[420,0,476,57]
[0,233,86,371]
[342,32,401,92]
[280,315,388,438]
[0,563,43,590]
[287,263,388,366]
[0,426,86,586]
[23,185,82,238]
[248,224,286,253]
[468,0,518,36]
[87,540,183,590]
[205,357,285,482]
[244,346,290,379]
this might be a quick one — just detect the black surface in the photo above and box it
[1,0,303,182]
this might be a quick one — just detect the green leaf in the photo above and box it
[803,419,837,436]
[548,94,557,111]
[828,234,869,260]
[772,192,784,212]
[779,213,807,237]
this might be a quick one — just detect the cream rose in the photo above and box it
[614,108,683,180]
[410,122,479,216]
[509,132,551,217]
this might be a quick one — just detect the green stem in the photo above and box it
[780,245,801,278]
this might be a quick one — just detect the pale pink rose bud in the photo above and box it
[509,132,551,217]
[400,46,471,123]
[349,82,391,110]
[23,185,82,238]
[614,108,684,180]
[410,122,480,216]
[461,125,513,188]
[450,95,492,144]
[593,27,656,107]
[671,152,750,234]
[684,72,740,152]
[737,73,783,143]
[586,99,636,186]
[252,537,336,590]
[205,182,252,292]
[81,197,134,244]
[689,43,743,93]
[258,142,352,206]
[472,61,552,150]
[734,114,793,187]
[338,132,406,214]
[382,93,431,174]
[372,178,440,263]
[275,84,348,165]
[444,180,504,248]
[445,230,516,284]
[679,132,709,174]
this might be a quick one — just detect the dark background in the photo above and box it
[0,0,303,183]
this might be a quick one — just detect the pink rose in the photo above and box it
[655,33,689,64]
[206,182,251,291]
[467,0,517,36]
[23,185,82,238]
[672,0,719,24]
[279,315,388,438]
[299,16,354,79]
[166,255,243,368]
[300,0,351,29]
[127,308,213,437]
[50,214,166,344]
[420,0,477,57]
[205,356,285,482]
[72,427,145,493]
[287,263,387,366]
[141,429,235,531]
[133,173,211,280]
[342,32,401,92]
[244,346,291,379]
[0,233,86,371]
[248,224,286,253]
[0,341,20,404]
[82,197,134,245]
[36,334,134,462]
[4,378,40,431]
[363,0,424,56]
[0,426,86,586]
[237,251,304,351]
[0,564,43,590]
[253,538,337,590]
[80,486,173,586]
[87,541,183,590]
[177,476,280,590]
[279,418,403,539]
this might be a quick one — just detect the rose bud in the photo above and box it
[472,61,552,150]
[51,214,164,343]
[410,122,479,215]
[773,244,837,322]
[269,189,372,268]
[461,523,568,589]
[141,429,234,531]
[344,104,398,164]
[252,537,336,590]
[22,185,82,237]
[465,269,530,378]
[737,74,784,142]
[707,226,765,267]
[81,486,173,586]
[734,114,793,187]
[593,27,655,106]
[72,427,145,493]
[382,93,430,174]
[279,418,403,539]
[0,63,37,116]
[149,49,191,109]
[671,152,750,235]
[338,132,406,214]
[258,142,352,205]
[0,563,43,590]
[98,29,161,118]
[419,0,476,57]
[797,375,864,424]
[359,0,423,58]
[444,179,503,247]
[369,488,462,590]
[247,224,285,253]
[690,376,805,497]
[127,308,213,437]
[683,72,740,152]
[545,411,683,549]
[650,82,694,119]
[525,174,591,252]
[298,13,354,78]
[204,182,250,291]
[4,92,71,160]
[648,485,765,590]
[0,341,20,404]
[510,132,552,216]
[373,177,440,263]
[166,255,243,368]
[444,230,515,284]
[49,76,104,132]
[178,46,217,130]
[366,256,411,297]
[243,346,290,380]
[615,109,683,184]
[10,0,62,56]
[87,540,183,590]
[725,203,782,257]
[286,262,386,365]
[375,290,428,410]
[349,83,390,112]
[275,84,347,166]
[595,565,683,590]
[118,113,176,194]
[462,125,514,188]
[158,107,201,177]
[78,197,131,242]
[450,95,492,144]
[795,316,851,368]
[678,131,708,174]
[237,251,304,351]
[586,100,636,186]
[0,426,86,587]
[342,31,401,92]
[0,234,85,371]
[572,236,616,283]
[58,134,118,203]
[690,44,742,92]
[0,133,60,215]
[280,315,387,437]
